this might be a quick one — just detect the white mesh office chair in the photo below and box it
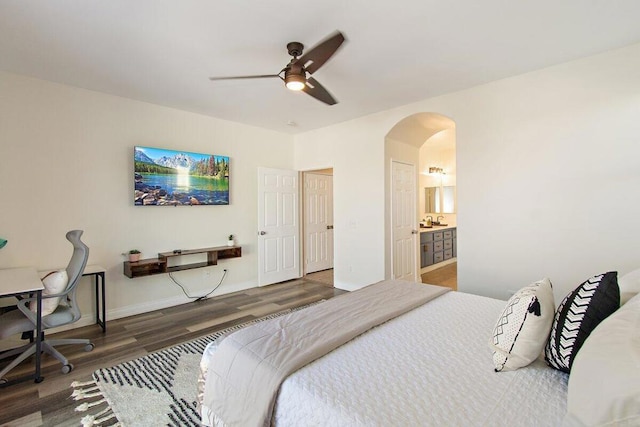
[0,230,94,383]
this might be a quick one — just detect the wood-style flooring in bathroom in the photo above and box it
[422,262,457,291]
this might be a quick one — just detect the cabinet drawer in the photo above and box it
[443,230,453,239]
[433,232,444,241]
[452,228,457,238]
[420,232,433,243]
[443,239,452,250]
[421,247,434,268]
[434,240,444,252]
[444,248,453,260]
[434,252,444,263]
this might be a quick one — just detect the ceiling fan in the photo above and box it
[209,31,346,105]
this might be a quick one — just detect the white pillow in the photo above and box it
[490,278,556,371]
[30,269,68,316]
[565,292,640,426]
[619,268,640,305]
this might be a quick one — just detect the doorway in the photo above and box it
[384,113,457,284]
[391,160,418,281]
[302,169,334,284]
[257,167,300,287]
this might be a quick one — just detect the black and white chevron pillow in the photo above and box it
[545,272,619,373]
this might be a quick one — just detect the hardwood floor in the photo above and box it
[304,268,333,286]
[0,278,345,427]
[421,262,457,291]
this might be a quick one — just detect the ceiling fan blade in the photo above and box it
[209,74,280,81]
[301,76,337,105]
[294,31,345,75]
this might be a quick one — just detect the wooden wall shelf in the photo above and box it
[124,246,242,278]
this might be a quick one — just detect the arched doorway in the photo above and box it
[384,113,456,285]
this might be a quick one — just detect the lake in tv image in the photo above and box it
[134,146,229,206]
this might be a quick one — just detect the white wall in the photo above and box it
[4,40,639,319]
[294,42,640,301]
[454,43,640,300]
[0,72,293,324]
[294,115,389,290]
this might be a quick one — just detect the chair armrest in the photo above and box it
[16,296,39,326]
[15,292,66,329]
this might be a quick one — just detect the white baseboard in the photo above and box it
[109,280,257,320]
[334,281,364,292]
[48,280,258,334]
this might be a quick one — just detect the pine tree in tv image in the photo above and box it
[134,146,229,205]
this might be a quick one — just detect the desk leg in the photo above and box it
[34,289,43,383]
[94,272,106,333]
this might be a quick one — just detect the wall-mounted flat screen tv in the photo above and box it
[134,146,229,206]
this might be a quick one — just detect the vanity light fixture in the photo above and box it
[428,167,445,175]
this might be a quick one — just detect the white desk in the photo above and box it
[0,267,44,385]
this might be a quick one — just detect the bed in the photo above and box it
[198,277,640,427]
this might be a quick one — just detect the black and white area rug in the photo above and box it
[71,302,322,427]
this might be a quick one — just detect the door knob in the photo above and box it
[326,225,334,230]
[258,231,267,235]
[411,230,419,234]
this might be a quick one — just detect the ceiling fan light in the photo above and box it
[285,74,306,91]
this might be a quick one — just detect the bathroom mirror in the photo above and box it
[424,186,455,213]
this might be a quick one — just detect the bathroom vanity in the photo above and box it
[420,226,456,268]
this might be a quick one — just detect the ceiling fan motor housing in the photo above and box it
[286,41,304,58]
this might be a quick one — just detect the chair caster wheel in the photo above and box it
[61,363,74,374]
[84,343,95,352]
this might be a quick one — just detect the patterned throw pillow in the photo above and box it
[545,272,620,373]
[490,278,555,372]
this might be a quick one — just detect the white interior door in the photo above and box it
[391,160,418,281]
[258,167,300,286]
[304,173,334,274]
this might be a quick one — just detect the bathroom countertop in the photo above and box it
[419,225,456,232]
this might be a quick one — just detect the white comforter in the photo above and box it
[201,290,568,426]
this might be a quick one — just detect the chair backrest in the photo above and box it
[62,230,89,319]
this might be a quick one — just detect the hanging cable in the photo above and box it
[168,269,227,302]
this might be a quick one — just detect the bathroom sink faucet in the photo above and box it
[436,216,445,224]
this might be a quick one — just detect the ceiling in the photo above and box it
[1,1,640,135]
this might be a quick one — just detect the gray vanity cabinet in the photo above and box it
[420,228,456,268]
[420,232,434,267]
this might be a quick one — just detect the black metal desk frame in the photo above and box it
[0,268,44,387]
[82,266,106,333]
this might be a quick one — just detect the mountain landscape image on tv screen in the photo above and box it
[134,146,229,206]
